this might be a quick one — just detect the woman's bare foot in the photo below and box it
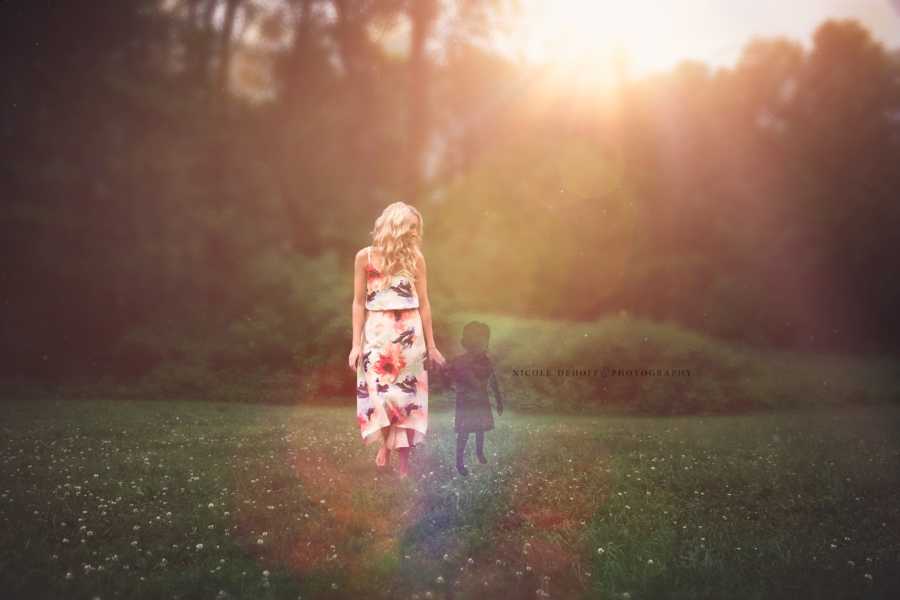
[376,446,389,467]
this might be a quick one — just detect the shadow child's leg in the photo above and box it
[475,431,487,463]
[456,431,470,476]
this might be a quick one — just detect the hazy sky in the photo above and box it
[504,0,900,76]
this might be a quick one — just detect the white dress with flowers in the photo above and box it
[355,247,428,449]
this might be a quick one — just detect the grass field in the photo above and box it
[1,397,899,599]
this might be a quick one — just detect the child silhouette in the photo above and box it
[443,321,504,476]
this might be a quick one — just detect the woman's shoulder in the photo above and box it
[358,245,381,269]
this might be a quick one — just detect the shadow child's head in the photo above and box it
[460,321,491,355]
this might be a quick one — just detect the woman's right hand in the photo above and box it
[348,346,361,372]
[427,346,447,368]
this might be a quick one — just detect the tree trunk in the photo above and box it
[216,0,242,101]
[273,0,318,252]
[195,0,218,88]
[406,0,438,202]
[282,0,315,111]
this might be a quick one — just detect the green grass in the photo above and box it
[1,397,899,599]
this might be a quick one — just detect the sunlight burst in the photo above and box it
[509,0,716,88]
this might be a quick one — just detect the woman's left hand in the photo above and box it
[428,346,447,368]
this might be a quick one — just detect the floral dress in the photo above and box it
[356,246,428,449]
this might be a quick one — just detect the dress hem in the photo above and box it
[362,423,426,449]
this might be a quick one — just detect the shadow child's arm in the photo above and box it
[488,362,504,416]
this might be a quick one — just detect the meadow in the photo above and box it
[1,396,899,600]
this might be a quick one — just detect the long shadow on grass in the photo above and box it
[393,415,613,599]
[230,410,613,599]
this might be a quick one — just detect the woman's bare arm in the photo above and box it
[414,248,437,351]
[351,248,367,351]
[413,248,446,367]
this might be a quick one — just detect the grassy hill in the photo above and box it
[435,312,900,414]
[28,313,900,416]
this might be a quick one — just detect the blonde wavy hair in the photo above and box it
[369,201,423,284]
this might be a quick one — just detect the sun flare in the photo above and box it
[507,0,715,88]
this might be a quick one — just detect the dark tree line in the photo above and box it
[1,2,898,385]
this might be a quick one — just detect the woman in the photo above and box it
[348,202,446,477]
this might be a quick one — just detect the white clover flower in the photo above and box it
[196,543,204,550]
